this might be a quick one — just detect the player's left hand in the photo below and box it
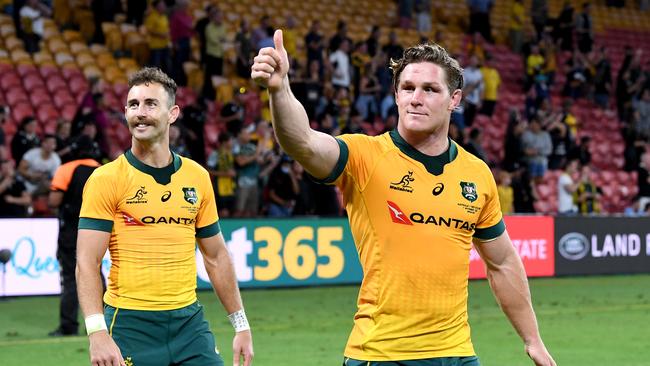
[233,330,253,366]
[525,339,556,366]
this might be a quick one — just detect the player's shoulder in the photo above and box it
[337,131,393,152]
[454,141,492,174]
[178,155,210,176]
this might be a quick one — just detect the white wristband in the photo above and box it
[85,314,108,335]
[227,309,250,332]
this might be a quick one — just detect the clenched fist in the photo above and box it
[251,29,289,92]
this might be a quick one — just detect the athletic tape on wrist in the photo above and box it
[85,314,108,335]
[227,309,250,332]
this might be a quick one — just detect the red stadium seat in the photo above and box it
[0,72,21,90]
[36,104,60,125]
[11,102,34,121]
[39,65,60,79]
[29,88,51,106]
[16,63,39,78]
[5,87,29,105]
[68,76,88,97]
[23,73,46,89]
[46,75,68,94]
[61,66,83,81]
[52,91,76,109]
[61,104,78,121]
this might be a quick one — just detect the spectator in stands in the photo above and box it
[539,32,557,87]
[0,157,31,217]
[563,51,591,100]
[508,0,525,53]
[355,63,381,122]
[126,0,146,26]
[233,125,262,217]
[557,159,579,214]
[464,128,488,163]
[0,106,6,154]
[575,2,594,55]
[207,132,236,218]
[47,135,101,337]
[467,0,493,43]
[11,116,40,165]
[479,53,501,117]
[251,15,271,51]
[521,116,552,183]
[18,134,60,195]
[497,170,514,214]
[623,195,645,216]
[511,164,537,213]
[466,32,486,63]
[569,136,591,165]
[574,163,602,214]
[54,119,74,163]
[329,38,352,90]
[616,46,636,122]
[341,109,365,135]
[462,55,484,127]
[503,108,527,172]
[526,43,544,90]
[194,4,211,65]
[397,0,414,29]
[561,100,580,138]
[290,160,314,215]
[547,117,573,170]
[383,31,405,63]
[305,20,325,75]
[266,155,300,217]
[235,19,253,79]
[638,149,650,211]
[19,0,51,52]
[366,25,381,57]
[554,1,574,51]
[351,41,372,94]
[282,15,299,62]
[593,47,613,110]
[415,0,432,34]
[201,6,226,101]
[169,124,190,157]
[633,88,650,140]
[144,0,172,74]
[180,100,207,165]
[170,0,194,86]
[91,0,120,44]
[530,0,548,39]
[222,87,247,135]
[329,20,351,54]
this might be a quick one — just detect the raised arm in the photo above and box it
[197,233,254,366]
[251,29,340,179]
[474,231,556,366]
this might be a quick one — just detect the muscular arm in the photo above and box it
[76,229,110,318]
[253,30,340,179]
[474,231,556,366]
[197,233,254,366]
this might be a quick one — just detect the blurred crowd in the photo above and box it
[1,0,650,218]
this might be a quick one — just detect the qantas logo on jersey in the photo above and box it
[387,200,476,232]
[390,171,414,193]
[122,212,144,226]
[126,186,148,204]
[387,201,413,225]
[141,216,196,225]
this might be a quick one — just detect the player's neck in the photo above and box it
[131,141,173,168]
[398,127,450,157]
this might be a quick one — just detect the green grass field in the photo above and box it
[1,274,649,366]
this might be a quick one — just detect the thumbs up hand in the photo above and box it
[251,29,290,92]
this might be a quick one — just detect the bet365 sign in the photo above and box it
[196,219,363,288]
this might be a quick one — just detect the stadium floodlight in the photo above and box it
[0,248,11,300]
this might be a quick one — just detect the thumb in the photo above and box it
[273,29,285,52]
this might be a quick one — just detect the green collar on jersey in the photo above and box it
[125,149,182,185]
[389,129,458,176]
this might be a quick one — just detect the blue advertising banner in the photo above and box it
[196,218,363,289]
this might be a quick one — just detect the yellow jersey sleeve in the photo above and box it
[79,167,118,232]
[474,166,505,241]
[194,164,220,238]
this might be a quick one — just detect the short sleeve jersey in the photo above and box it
[325,130,504,361]
[79,151,219,310]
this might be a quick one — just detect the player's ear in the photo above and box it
[448,89,462,111]
[168,104,180,123]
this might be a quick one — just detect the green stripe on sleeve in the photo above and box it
[78,218,114,232]
[474,219,506,241]
[196,221,221,238]
[312,138,349,184]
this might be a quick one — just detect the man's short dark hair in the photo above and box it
[128,67,177,107]
[390,43,463,95]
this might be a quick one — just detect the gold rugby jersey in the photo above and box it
[79,150,219,310]
[323,130,504,361]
